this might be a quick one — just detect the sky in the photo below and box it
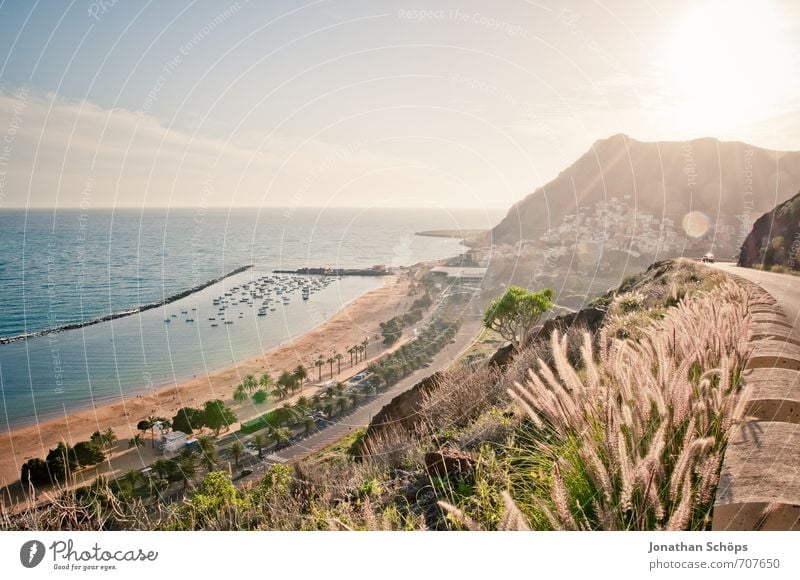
[0,0,798,209]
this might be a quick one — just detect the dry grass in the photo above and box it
[499,279,753,530]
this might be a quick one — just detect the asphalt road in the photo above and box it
[709,262,800,339]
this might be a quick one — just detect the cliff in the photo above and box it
[738,190,800,270]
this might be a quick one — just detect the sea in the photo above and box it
[0,207,503,430]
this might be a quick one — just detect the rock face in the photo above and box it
[738,190,800,270]
[490,134,800,262]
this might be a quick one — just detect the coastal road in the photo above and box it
[709,262,800,339]
[236,312,485,482]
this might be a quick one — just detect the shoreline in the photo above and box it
[0,264,254,345]
[0,272,414,488]
[1,273,385,433]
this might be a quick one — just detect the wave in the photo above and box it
[0,265,253,345]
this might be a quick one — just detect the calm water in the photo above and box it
[0,207,502,429]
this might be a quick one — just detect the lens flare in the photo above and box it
[682,211,711,238]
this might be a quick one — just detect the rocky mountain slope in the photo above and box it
[490,134,800,263]
[739,189,800,270]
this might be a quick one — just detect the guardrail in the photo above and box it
[712,281,800,530]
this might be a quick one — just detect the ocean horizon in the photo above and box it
[0,207,503,430]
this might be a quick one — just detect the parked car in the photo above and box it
[701,253,715,263]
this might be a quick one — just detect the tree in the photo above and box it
[21,458,51,487]
[151,457,176,481]
[348,346,355,366]
[243,374,257,393]
[259,372,273,391]
[252,389,268,404]
[203,400,237,435]
[303,416,316,435]
[314,357,324,381]
[327,356,335,378]
[276,371,295,398]
[293,365,308,390]
[233,384,248,403]
[136,418,152,441]
[90,428,117,449]
[268,426,291,447]
[197,435,218,471]
[230,441,244,467]
[72,441,105,467]
[46,442,78,481]
[252,433,266,460]
[175,452,197,491]
[362,338,369,358]
[191,471,245,521]
[483,286,554,349]
[335,353,343,375]
[172,407,205,435]
[138,415,169,448]
[117,469,144,500]
[128,434,144,449]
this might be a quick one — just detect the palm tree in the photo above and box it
[293,364,308,390]
[243,374,257,393]
[335,353,343,375]
[276,371,294,399]
[335,396,348,414]
[119,469,143,500]
[323,401,334,418]
[233,384,248,403]
[175,452,197,491]
[197,435,218,471]
[295,396,310,416]
[259,372,273,391]
[348,391,361,408]
[327,356,335,378]
[151,457,173,481]
[230,441,244,467]
[253,433,266,460]
[303,416,316,435]
[334,381,346,397]
[362,338,369,358]
[347,346,355,366]
[314,357,324,381]
[137,418,153,447]
[273,381,289,400]
[268,426,291,447]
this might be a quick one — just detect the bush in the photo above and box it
[21,458,51,486]
[72,441,105,467]
[252,389,268,404]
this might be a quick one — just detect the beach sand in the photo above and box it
[0,273,413,491]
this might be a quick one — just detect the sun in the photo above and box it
[663,0,794,134]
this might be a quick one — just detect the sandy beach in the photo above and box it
[0,273,414,491]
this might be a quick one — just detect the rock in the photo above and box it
[424,449,474,479]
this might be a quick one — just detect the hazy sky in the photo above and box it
[1,0,798,209]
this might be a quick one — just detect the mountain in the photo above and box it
[490,134,800,264]
[738,189,800,270]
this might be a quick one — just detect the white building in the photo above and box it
[161,430,188,458]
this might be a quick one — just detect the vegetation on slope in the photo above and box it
[2,260,754,531]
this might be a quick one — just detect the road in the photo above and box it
[235,312,485,483]
[709,262,800,338]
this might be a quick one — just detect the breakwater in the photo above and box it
[0,265,253,345]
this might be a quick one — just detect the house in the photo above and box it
[161,430,188,458]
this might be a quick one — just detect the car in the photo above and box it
[701,253,715,263]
